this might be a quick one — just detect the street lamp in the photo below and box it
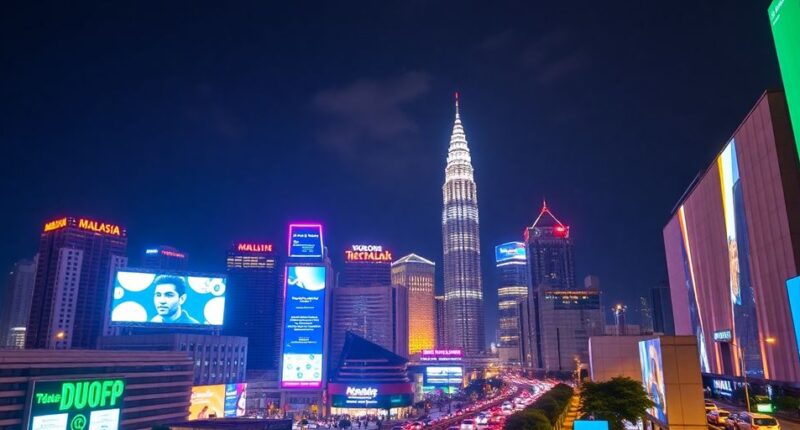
[723,337,777,413]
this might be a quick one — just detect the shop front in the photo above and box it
[328,382,414,419]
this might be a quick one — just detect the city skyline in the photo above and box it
[0,2,786,343]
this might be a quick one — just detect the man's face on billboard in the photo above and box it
[154,283,185,316]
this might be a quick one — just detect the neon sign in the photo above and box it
[236,243,274,253]
[713,330,732,342]
[78,218,122,236]
[345,245,392,262]
[28,379,125,430]
[43,217,68,233]
[160,249,186,258]
[346,387,378,398]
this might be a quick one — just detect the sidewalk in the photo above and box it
[559,394,582,430]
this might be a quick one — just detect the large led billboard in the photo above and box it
[787,276,800,360]
[27,379,125,430]
[110,270,226,326]
[424,366,463,385]
[281,265,327,388]
[189,384,247,420]
[328,383,413,409]
[769,0,800,160]
[288,224,323,259]
[639,338,667,425]
[495,242,526,263]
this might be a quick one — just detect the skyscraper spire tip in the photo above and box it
[454,91,460,117]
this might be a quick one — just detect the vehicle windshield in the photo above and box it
[719,412,730,417]
[754,418,777,426]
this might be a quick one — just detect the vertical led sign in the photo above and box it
[280,265,327,388]
[769,0,800,160]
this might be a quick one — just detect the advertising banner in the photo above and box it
[639,338,668,425]
[281,265,327,388]
[110,270,226,326]
[289,224,323,259]
[27,379,125,430]
[787,276,800,359]
[769,0,800,160]
[494,242,526,263]
[424,366,463,385]
[189,384,247,420]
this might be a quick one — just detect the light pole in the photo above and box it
[726,337,776,413]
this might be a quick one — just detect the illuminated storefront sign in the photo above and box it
[27,379,125,430]
[43,217,67,232]
[712,379,733,396]
[495,242,526,263]
[769,0,800,161]
[345,245,392,262]
[713,330,732,342]
[756,403,774,413]
[419,349,463,362]
[281,265,327,388]
[329,383,413,409]
[236,243,274,253]
[288,224,323,259]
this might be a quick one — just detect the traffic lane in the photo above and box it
[429,388,519,430]
[707,417,799,430]
[708,399,800,430]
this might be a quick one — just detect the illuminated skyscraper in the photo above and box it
[0,259,37,348]
[494,242,528,363]
[442,93,485,356]
[142,245,188,270]
[27,217,128,349]
[225,242,281,370]
[392,253,436,355]
[523,202,575,368]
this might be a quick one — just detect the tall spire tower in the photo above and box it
[442,92,485,356]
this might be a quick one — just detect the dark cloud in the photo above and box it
[520,30,589,84]
[311,71,432,158]
[476,29,514,53]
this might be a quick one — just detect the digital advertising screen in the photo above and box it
[281,265,327,388]
[424,366,463,385]
[495,242,526,263]
[189,384,247,420]
[639,338,667,425]
[575,421,609,430]
[769,0,800,160]
[288,224,323,259]
[329,383,413,409]
[27,379,125,430]
[787,276,800,359]
[110,270,226,327]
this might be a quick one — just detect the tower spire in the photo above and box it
[454,91,460,119]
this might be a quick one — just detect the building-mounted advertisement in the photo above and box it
[639,338,667,425]
[494,242,526,263]
[26,379,125,430]
[288,224,323,259]
[419,349,463,363]
[787,276,800,362]
[280,265,327,388]
[344,245,392,262]
[189,384,247,419]
[110,270,226,326]
[328,383,413,409]
[769,0,800,160]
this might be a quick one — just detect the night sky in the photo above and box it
[0,2,784,343]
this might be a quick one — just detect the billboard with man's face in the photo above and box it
[110,270,226,326]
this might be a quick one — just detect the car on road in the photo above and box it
[705,400,719,413]
[460,419,477,430]
[734,413,780,430]
[723,413,740,430]
[476,413,488,426]
[707,409,731,425]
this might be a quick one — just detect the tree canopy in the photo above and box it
[580,377,655,430]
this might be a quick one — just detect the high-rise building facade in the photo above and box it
[225,242,281,370]
[534,288,604,371]
[331,244,407,364]
[524,202,575,290]
[651,284,675,335]
[0,259,37,348]
[524,202,575,368]
[26,217,127,349]
[392,253,436,355]
[435,295,446,348]
[663,91,800,382]
[441,94,485,356]
[495,242,529,362]
[142,245,188,270]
